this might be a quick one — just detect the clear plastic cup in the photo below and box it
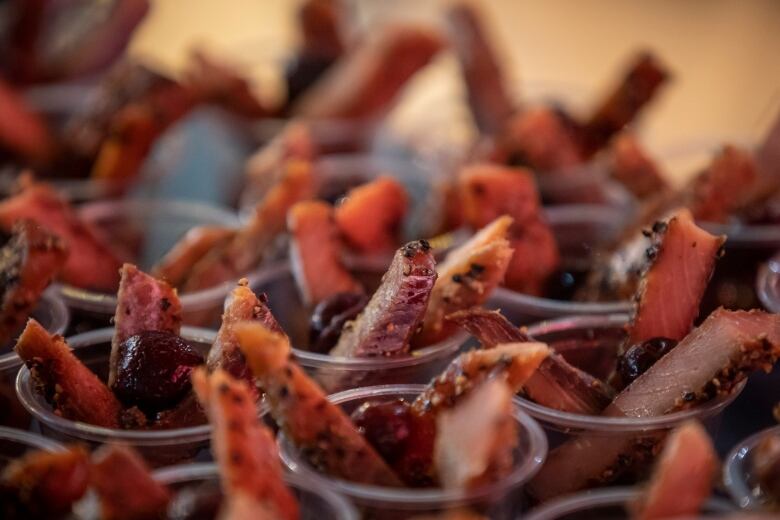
[15,326,216,467]
[0,287,69,429]
[518,314,745,488]
[278,384,548,519]
[55,198,251,330]
[487,205,633,325]
[757,252,780,312]
[250,261,469,394]
[723,424,780,511]
[523,486,736,520]
[0,426,65,470]
[150,462,359,520]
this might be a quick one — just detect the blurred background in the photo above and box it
[128,0,780,179]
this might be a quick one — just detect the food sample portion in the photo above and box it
[0,220,67,346]
[14,265,208,432]
[236,320,548,491]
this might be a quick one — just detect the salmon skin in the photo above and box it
[331,240,436,358]
[0,220,67,345]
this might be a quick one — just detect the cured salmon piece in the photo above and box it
[435,378,517,489]
[626,209,725,347]
[608,134,669,199]
[90,444,172,520]
[415,216,513,346]
[446,3,514,135]
[192,369,298,520]
[184,160,314,292]
[1,446,89,518]
[0,78,55,166]
[14,319,122,428]
[445,308,530,346]
[286,0,345,105]
[685,145,759,223]
[0,220,67,345]
[293,24,444,119]
[243,122,317,207]
[184,49,271,119]
[459,161,558,294]
[580,52,669,156]
[109,264,182,387]
[90,78,199,180]
[632,421,717,520]
[288,200,362,305]
[235,322,403,486]
[331,240,435,358]
[411,342,549,416]
[334,176,408,254]
[448,309,614,413]
[497,107,583,172]
[207,280,284,386]
[0,182,123,291]
[151,226,236,288]
[529,309,780,501]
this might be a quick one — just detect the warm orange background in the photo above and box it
[130,0,780,181]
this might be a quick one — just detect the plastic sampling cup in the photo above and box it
[0,426,65,470]
[151,462,359,520]
[517,314,745,491]
[757,252,780,312]
[487,205,633,325]
[56,198,251,330]
[250,261,469,394]
[523,486,735,520]
[15,326,216,467]
[0,287,69,429]
[723,424,780,511]
[278,384,548,519]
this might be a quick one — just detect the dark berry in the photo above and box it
[309,292,367,353]
[112,331,203,414]
[351,399,414,466]
[617,337,678,386]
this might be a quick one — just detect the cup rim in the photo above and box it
[152,462,359,520]
[522,485,736,520]
[55,198,255,314]
[723,424,780,510]
[488,204,633,316]
[278,383,548,506]
[15,326,216,445]
[517,313,747,431]
[0,425,67,453]
[250,261,470,370]
[0,286,70,372]
[756,253,780,312]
